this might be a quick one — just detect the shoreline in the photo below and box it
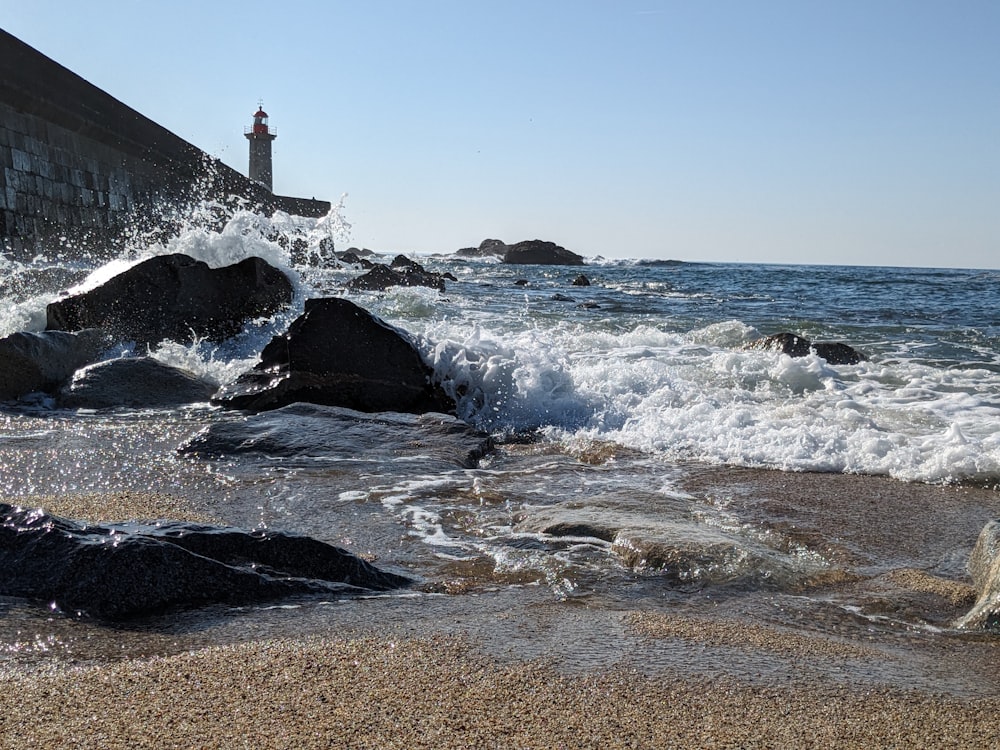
[4,478,1000,746]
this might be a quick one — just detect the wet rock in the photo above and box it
[58,356,215,409]
[514,279,530,287]
[0,503,411,620]
[212,297,454,415]
[45,253,293,347]
[572,274,591,287]
[338,251,375,269]
[347,260,446,292]
[955,520,1000,630]
[502,240,585,266]
[0,329,108,401]
[746,332,867,365]
[180,403,493,470]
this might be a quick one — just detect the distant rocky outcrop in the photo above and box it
[45,253,294,347]
[745,332,867,365]
[347,256,450,292]
[212,297,454,414]
[502,240,585,266]
[0,329,108,401]
[455,239,507,258]
[955,520,1000,630]
[58,357,215,409]
[0,503,410,620]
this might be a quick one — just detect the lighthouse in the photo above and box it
[244,103,277,191]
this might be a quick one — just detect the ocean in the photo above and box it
[2,205,1000,696]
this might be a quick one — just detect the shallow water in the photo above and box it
[1,206,999,695]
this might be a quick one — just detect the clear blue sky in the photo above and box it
[3,1,998,268]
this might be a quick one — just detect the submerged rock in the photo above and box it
[58,356,216,409]
[0,503,411,620]
[45,253,294,347]
[746,332,867,365]
[955,520,1000,630]
[502,240,585,266]
[0,329,108,401]
[212,297,455,415]
[180,403,493,470]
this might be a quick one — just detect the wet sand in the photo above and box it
[3,482,1000,748]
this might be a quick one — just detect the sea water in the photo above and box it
[2,205,1000,691]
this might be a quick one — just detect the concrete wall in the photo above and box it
[1,29,330,260]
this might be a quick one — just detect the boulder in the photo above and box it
[45,253,294,347]
[572,274,591,287]
[58,357,216,409]
[212,297,455,414]
[338,251,375,269]
[0,503,410,620]
[955,520,1000,630]
[502,240,584,266]
[180,403,493,471]
[746,332,867,365]
[0,329,108,401]
[347,262,446,292]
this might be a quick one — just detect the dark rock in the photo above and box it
[514,279,530,287]
[45,254,294,347]
[502,240,585,266]
[338,251,375,269]
[572,274,591,287]
[180,403,493,471]
[551,293,574,302]
[0,329,108,401]
[746,332,867,365]
[0,503,410,620]
[577,301,601,309]
[212,297,454,415]
[455,239,508,258]
[58,357,216,409]
[347,263,446,292]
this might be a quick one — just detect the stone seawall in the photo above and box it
[1,29,330,260]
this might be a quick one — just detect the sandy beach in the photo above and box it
[0,634,997,749]
[1,488,999,748]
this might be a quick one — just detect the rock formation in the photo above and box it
[0,503,410,620]
[45,253,294,347]
[0,329,108,401]
[212,297,454,414]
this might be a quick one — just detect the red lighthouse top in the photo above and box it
[246,103,276,138]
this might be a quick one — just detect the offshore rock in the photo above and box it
[0,329,108,401]
[180,403,493,471]
[955,520,1000,630]
[746,332,867,365]
[338,251,375,269]
[455,238,508,258]
[502,240,585,266]
[347,261,446,292]
[58,356,216,409]
[212,297,455,414]
[572,274,591,287]
[45,253,294,347]
[0,503,411,620]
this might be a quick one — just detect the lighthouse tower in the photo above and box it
[244,102,277,191]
